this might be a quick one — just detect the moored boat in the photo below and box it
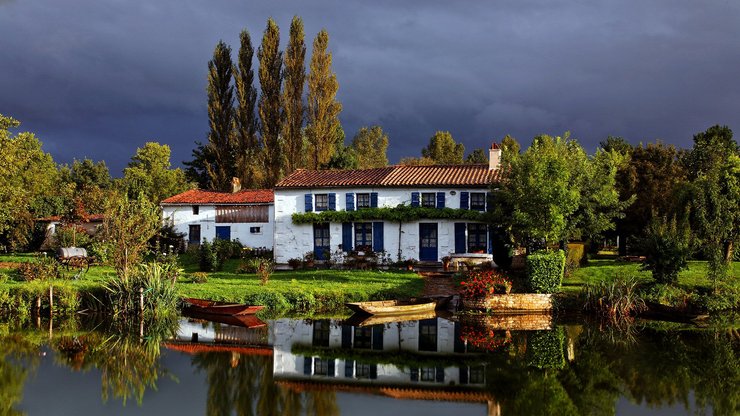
[182,298,264,316]
[345,297,449,316]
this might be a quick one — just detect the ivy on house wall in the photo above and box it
[291,204,487,224]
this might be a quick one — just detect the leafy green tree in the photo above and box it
[616,142,687,253]
[684,125,738,179]
[58,158,113,214]
[323,124,358,169]
[0,114,58,251]
[465,148,488,164]
[258,18,284,185]
[233,29,262,189]
[121,142,191,204]
[205,41,236,191]
[306,29,342,170]
[398,156,435,166]
[421,131,464,164]
[639,215,692,284]
[599,136,632,155]
[282,16,306,175]
[351,126,388,169]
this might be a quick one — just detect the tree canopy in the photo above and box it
[421,131,465,164]
[351,126,389,169]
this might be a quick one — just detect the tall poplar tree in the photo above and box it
[306,29,342,170]
[258,18,284,186]
[233,29,261,188]
[282,16,306,175]
[205,41,235,191]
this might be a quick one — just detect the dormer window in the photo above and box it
[356,193,371,209]
[192,205,199,215]
[315,194,329,211]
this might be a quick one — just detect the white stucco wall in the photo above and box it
[273,187,489,263]
[162,204,274,249]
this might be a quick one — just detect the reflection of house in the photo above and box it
[272,144,502,264]
[269,317,486,388]
[161,184,274,248]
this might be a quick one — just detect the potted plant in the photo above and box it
[404,258,417,271]
[303,251,315,269]
[287,258,302,270]
[464,260,477,271]
[442,255,452,272]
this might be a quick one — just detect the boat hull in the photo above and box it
[183,298,264,316]
[345,297,448,316]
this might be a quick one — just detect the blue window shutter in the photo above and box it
[372,324,384,350]
[328,193,336,211]
[455,223,467,254]
[370,364,378,379]
[342,223,353,252]
[327,359,336,377]
[370,192,378,208]
[346,193,355,211]
[345,360,354,377]
[436,367,445,382]
[459,367,469,384]
[303,357,312,375]
[460,192,469,210]
[305,194,313,212]
[436,192,445,209]
[372,222,384,252]
[411,192,420,207]
[341,325,352,348]
[487,225,493,254]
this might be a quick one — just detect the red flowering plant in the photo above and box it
[460,326,512,352]
[459,270,513,299]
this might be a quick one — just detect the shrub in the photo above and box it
[565,243,585,276]
[53,224,91,249]
[198,239,217,272]
[526,250,565,293]
[237,258,262,274]
[490,227,514,270]
[213,238,243,264]
[639,215,691,284]
[17,254,62,281]
[287,258,302,270]
[190,272,208,284]
[584,275,647,320]
[103,262,179,317]
[257,259,275,286]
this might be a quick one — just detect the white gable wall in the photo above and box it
[162,204,274,249]
[274,187,488,264]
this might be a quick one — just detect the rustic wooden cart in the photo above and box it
[56,247,92,272]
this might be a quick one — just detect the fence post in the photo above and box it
[49,285,53,317]
[139,287,144,314]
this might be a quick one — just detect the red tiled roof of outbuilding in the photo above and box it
[161,189,274,205]
[275,164,498,189]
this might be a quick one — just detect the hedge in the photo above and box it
[292,205,486,224]
[526,250,565,294]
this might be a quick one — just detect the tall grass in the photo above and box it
[103,262,180,318]
[584,274,647,321]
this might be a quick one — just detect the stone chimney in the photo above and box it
[489,142,502,170]
[231,177,242,193]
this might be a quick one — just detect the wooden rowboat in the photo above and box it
[183,310,267,328]
[345,297,449,316]
[183,298,264,316]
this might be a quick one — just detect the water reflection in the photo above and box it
[0,313,737,415]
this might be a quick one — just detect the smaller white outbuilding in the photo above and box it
[160,185,274,250]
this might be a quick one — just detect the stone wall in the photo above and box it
[481,313,552,331]
[463,294,553,312]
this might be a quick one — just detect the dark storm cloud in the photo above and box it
[1,0,739,174]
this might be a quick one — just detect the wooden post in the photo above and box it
[139,287,144,314]
[36,296,41,315]
[49,285,53,317]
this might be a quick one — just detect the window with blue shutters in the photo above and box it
[421,192,436,208]
[468,223,487,252]
[370,192,378,208]
[436,192,445,208]
[470,192,486,211]
[328,193,336,211]
[305,194,313,212]
[356,193,370,209]
[460,191,469,209]
[345,193,355,211]
[354,222,373,251]
[411,192,420,207]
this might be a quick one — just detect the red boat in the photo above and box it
[182,298,264,316]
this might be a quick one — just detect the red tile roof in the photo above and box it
[37,214,105,222]
[276,380,492,403]
[161,189,274,205]
[276,165,498,189]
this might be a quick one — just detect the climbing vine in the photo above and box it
[291,205,487,224]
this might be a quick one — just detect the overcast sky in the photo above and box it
[1,0,739,175]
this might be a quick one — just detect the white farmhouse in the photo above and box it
[273,144,501,264]
[161,185,274,249]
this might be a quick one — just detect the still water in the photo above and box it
[1,313,737,416]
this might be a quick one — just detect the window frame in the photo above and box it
[192,205,199,215]
[470,192,486,211]
[354,222,373,252]
[421,192,436,208]
[314,194,329,211]
[312,320,331,347]
[467,223,487,253]
[356,193,371,209]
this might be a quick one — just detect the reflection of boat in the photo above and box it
[183,297,264,316]
[345,297,449,316]
[163,341,273,356]
[344,309,454,327]
[183,310,267,329]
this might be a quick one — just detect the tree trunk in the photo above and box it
[724,240,734,263]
